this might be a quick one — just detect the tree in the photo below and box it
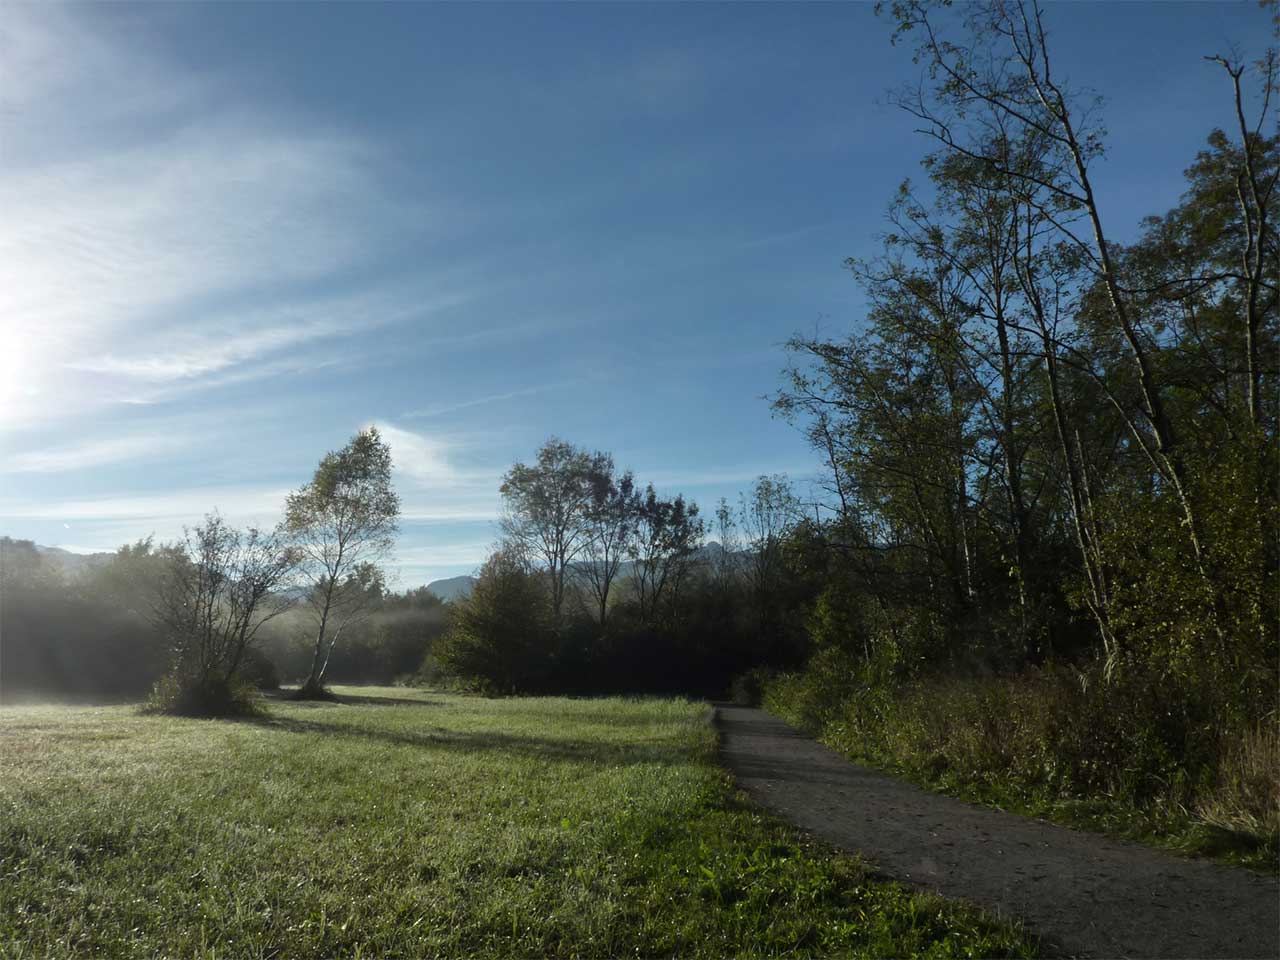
[770,0,1277,696]
[581,468,636,627]
[286,427,400,697]
[628,486,704,627]
[149,514,298,715]
[434,546,553,694]
[0,537,178,702]
[740,476,797,640]
[712,497,741,595]
[882,0,1256,643]
[499,438,612,621]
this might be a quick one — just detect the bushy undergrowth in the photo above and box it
[143,672,263,718]
[761,650,1279,869]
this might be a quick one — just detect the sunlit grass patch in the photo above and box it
[0,687,1034,957]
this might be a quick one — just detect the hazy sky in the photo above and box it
[1,1,1271,586]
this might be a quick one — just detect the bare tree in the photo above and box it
[1205,50,1278,430]
[151,513,297,713]
[712,497,740,595]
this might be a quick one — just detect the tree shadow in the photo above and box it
[457,695,715,732]
[335,692,442,708]
[260,690,441,709]
[234,711,690,768]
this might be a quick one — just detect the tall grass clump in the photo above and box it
[762,658,1279,869]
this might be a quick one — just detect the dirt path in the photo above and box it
[716,705,1279,959]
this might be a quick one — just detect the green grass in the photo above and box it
[0,687,1034,957]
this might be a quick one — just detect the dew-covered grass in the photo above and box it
[0,687,1034,957]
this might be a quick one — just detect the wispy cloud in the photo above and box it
[402,380,580,420]
[0,5,471,432]
[398,502,500,523]
[0,485,291,523]
[1,434,187,474]
[642,465,817,491]
[66,323,343,383]
[396,542,494,567]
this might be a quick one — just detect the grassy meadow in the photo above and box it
[0,687,1033,957]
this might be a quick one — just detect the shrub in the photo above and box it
[143,672,262,718]
[434,550,554,694]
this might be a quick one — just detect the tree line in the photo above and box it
[435,438,808,694]
[700,1,1278,852]
[761,0,1276,767]
[0,428,415,713]
[0,427,807,707]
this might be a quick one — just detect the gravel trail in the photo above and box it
[716,704,1279,959]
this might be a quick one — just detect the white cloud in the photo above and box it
[1,434,187,474]
[0,5,201,162]
[357,421,505,523]
[0,485,291,523]
[371,422,457,487]
[396,543,494,566]
[66,323,340,383]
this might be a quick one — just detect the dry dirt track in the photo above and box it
[715,705,1279,959]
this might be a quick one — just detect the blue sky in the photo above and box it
[1,1,1271,586]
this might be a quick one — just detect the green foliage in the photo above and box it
[286,427,400,537]
[628,485,705,629]
[434,551,555,694]
[766,7,1278,864]
[0,689,1034,957]
[454,441,799,697]
[239,648,281,691]
[500,437,613,620]
[286,427,401,693]
[147,514,297,714]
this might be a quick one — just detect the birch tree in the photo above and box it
[286,427,400,697]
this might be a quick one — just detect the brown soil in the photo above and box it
[716,704,1279,959]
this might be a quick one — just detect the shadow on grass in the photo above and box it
[262,690,440,709]
[336,692,442,708]
[234,711,692,768]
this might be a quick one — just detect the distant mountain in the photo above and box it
[422,543,742,603]
[425,575,476,601]
[32,543,114,577]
